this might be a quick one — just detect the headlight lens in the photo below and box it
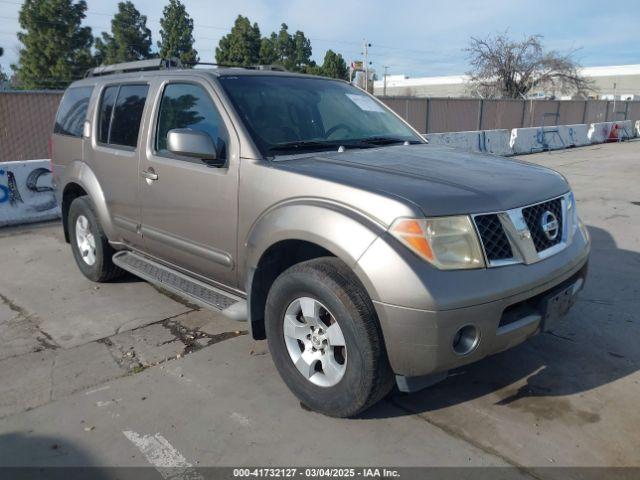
[567,191,579,242]
[390,216,485,270]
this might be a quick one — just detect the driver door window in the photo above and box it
[155,83,230,160]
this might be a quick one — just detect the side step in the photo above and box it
[113,251,247,321]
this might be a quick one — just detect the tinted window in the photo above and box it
[109,85,149,148]
[54,86,93,137]
[218,76,420,156]
[98,86,118,144]
[156,83,229,158]
[97,84,148,148]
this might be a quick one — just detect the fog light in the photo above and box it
[452,325,480,355]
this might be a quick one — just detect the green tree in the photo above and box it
[0,47,7,86]
[95,1,153,65]
[275,23,295,69]
[265,24,313,72]
[292,30,312,71]
[259,33,278,65]
[215,15,261,67]
[12,0,93,89]
[320,50,348,80]
[158,0,198,65]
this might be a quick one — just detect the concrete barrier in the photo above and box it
[560,124,591,147]
[425,129,511,156]
[614,120,635,140]
[588,121,634,143]
[0,159,60,228]
[509,126,568,154]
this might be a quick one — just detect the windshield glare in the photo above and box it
[218,75,422,156]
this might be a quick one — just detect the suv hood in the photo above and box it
[272,144,570,217]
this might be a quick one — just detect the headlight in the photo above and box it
[389,216,485,270]
[567,191,579,242]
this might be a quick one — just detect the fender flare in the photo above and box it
[62,161,117,240]
[242,199,388,285]
[241,199,393,339]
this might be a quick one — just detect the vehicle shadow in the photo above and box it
[0,432,158,479]
[364,225,640,419]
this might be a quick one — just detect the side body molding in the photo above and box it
[62,160,117,240]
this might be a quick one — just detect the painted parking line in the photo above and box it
[123,430,203,480]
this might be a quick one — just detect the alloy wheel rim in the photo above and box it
[283,296,347,387]
[75,215,97,266]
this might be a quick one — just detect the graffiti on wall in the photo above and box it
[0,160,61,227]
[0,166,56,212]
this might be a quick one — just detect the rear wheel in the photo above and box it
[68,196,123,282]
[265,257,394,417]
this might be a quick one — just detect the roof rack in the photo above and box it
[85,57,183,78]
[252,64,288,72]
[85,58,290,78]
[184,62,289,72]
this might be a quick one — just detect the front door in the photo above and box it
[139,79,239,288]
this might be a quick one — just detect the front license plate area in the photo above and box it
[540,283,579,332]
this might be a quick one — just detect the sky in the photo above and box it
[0,0,639,79]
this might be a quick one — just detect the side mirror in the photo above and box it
[166,128,225,167]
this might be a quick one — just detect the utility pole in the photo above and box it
[383,65,390,96]
[362,40,371,92]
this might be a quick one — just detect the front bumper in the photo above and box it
[356,220,590,377]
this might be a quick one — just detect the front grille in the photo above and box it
[522,198,563,252]
[474,214,513,262]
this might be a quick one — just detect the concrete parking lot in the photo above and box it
[0,141,638,475]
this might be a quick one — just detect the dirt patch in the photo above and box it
[162,316,247,354]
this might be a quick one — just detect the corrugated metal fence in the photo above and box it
[1,91,640,161]
[379,97,640,134]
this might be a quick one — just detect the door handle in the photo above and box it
[141,169,158,181]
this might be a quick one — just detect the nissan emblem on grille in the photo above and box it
[541,211,559,240]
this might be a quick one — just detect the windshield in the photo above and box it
[218,75,423,156]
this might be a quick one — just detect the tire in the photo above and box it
[68,196,124,282]
[265,257,394,417]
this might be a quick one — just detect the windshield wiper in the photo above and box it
[356,136,420,146]
[267,137,421,156]
[268,140,346,154]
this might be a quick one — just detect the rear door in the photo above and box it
[138,78,240,288]
[86,82,150,247]
[52,85,93,180]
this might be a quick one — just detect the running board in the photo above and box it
[112,251,247,321]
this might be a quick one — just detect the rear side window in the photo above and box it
[98,86,118,144]
[54,86,93,137]
[97,84,149,148]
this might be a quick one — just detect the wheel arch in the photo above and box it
[61,161,116,243]
[243,202,386,339]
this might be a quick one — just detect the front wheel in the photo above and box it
[265,257,394,417]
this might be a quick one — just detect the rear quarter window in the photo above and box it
[54,86,94,137]
[97,84,149,148]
